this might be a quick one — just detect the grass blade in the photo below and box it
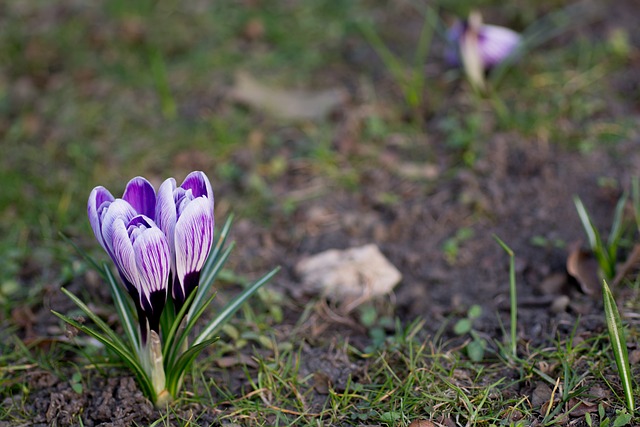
[104,264,139,354]
[199,214,234,282]
[162,288,200,366]
[59,287,128,351]
[493,235,517,359]
[607,192,627,255]
[602,280,635,412]
[573,196,599,250]
[194,266,280,345]
[187,244,234,322]
[165,336,219,397]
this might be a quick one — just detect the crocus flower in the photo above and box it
[446,12,521,89]
[88,177,162,341]
[156,171,215,311]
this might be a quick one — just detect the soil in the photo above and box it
[2,1,640,426]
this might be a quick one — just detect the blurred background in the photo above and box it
[1,0,638,343]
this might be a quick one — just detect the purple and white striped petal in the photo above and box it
[88,186,115,250]
[174,197,214,305]
[155,177,178,265]
[123,176,157,220]
[101,199,138,260]
[110,217,139,287]
[477,24,520,68]
[132,219,170,300]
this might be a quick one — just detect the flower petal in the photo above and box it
[478,24,520,67]
[180,171,214,207]
[101,199,137,259]
[110,217,138,287]
[133,225,170,298]
[174,197,214,303]
[88,186,114,250]
[123,176,156,219]
[155,178,178,260]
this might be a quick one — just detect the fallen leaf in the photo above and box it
[312,372,332,395]
[568,398,597,417]
[295,244,402,307]
[230,71,346,120]
[215,354,258,369]
[566,245,600,297]
[531,382,553,408]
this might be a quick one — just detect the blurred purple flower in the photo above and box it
[156,171,215,311]
[446,13,521,70]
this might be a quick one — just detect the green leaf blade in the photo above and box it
[602,280,635,413]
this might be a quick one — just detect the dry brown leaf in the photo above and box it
[312,372,332,395]
[230,71,346,120]
[568,398,597,417]
[566,246,601,297]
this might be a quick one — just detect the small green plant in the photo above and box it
[53,172,279,407]
[442,227,475,264]
[359,303,395,352]
[453,304,486,362]
[69,370,83,394]
[602,280,635,413]
[573,193,627,280]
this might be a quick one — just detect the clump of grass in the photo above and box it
[358,5,438,123]
[573,193,627,281]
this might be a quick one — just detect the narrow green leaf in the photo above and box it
[607,192,628,258]
[573,196,600,251]
[162,289,200,365]
[493,235,517,359]
[51,311,154,400]
[602,280,635,413]
[187,244,234,323]
[199,215,234,282]
[59,287,128,351]
[194,267,280,345]
[170,291,217,367]
[104,264,139,353]
[165,337,219,397]
[159,294,176,342]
